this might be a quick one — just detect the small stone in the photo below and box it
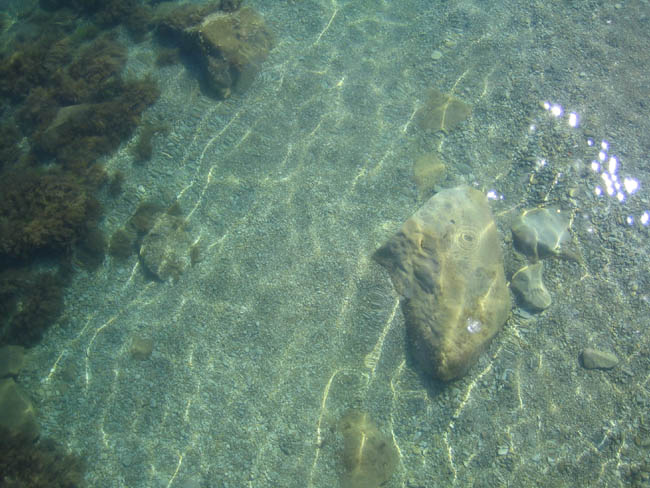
[581,348,618,370]
[511,262,552,312]
[414,88,472,134]
[512,207,570,260]
[339,410,398,488]
[139,213,193,281]
[131,336,154,360]
[431,50,443,60]
[413,152,446,198]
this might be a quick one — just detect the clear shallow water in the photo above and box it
[7,0,650,486]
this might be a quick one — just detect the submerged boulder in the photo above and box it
[374,186,510,381]
[155,3,274,98]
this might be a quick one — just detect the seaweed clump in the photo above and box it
[0,270,66,347]
[0,426,87,488]
[0,169,101,259]
[0,0,164,356]
[132,121,169,163]
[39,0,154,41]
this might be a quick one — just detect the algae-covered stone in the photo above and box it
[374,186,510,381]
[154,3,273,98]
[192,7,274,97]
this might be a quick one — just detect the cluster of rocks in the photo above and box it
[509,207,571,312]
[373,190,622,381]
[509,208,620,370]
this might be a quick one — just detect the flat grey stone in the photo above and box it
[511,262,551,312]
[512,207,569,260]
[581,348,619,370]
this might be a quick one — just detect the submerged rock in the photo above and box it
[581,348,619,370]
[511,262,552,312]
[139,213,193,282]
[156,3,274,98]
[374,186,510,381]
[338,410,398,488]
[511,207,570,261]
[414,88,472,134]
[413,152,447,199]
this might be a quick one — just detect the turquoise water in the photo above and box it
[2,1,649,486]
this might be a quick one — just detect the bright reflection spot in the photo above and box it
[608,156,618,174]
[601,173,615,195]
[642,211,650,226]
[624,177,639,194]
[529,124,536,133]
[539,104,649,230]
[466,318,482,334]
[486,190,502,200]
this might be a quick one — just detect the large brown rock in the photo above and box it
[374,186,510,381]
